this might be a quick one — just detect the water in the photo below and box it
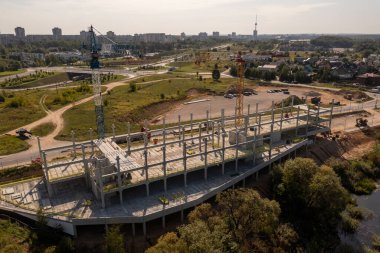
[355,186,380,247]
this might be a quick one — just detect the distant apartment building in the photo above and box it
[134,33,167,43]
[106,31,116,38]
[198,32,208,37]
[52,27,62,39]
[231,32,237,37]
[15,27,25,38]
[0,34,16,45]
[212,31,220,37]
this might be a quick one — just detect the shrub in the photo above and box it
[129,82,136,92]
[0,95,4,103]
[341,212,360,234]
[5,97,24,108]
[160,93,165,99]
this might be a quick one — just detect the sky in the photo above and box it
[0,0,379,35]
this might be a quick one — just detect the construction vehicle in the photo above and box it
[311,97,321,105]
[355,118,368,128]
[344,94,353,100]
[16,128,32,138]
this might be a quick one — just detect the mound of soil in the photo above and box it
[275,95,303,107]
[334,90,371,101]
[303,91,322,97]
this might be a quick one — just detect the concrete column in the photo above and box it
[206,110,210,134]
[217,123,221,147]
[211,121,215,147]
[255,103,259,123]
[181,209,184,222]
[127,122,131,136]
[81,145,90,187]
[163,145,167,192]
[89,128,94,155]
[291,95,295,107]
[71,130,76,157]
[329,99,334,129]
[181,127,185,147]
[295,106,300,136]
[178,115,181,146]
[183,142,187,187]
[37,137,42,157]
[244,115,249,136]
[271,101,275,123]
[198,124,202,155]
[144,139,149,196]
[235,130,239,172]
[253,127,257,166]
[162,216,166,229]
[316,102,321,126]
[280,101,284,131]
[190,113,193,138]
[126,137,131,155]
[269,124,274,159]
[258,114,262,135]
[143,222,147,237]
[221,109,225,127]
[222,133,226,175]
[204,138,208,180]
[116,156,123,205]
[132,223,136,237]
[306,107,310,134]
[112,123,115,139]
[43,152,53,197]
[247,104,251,116]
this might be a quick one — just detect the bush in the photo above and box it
[5,97,24,108]
[354,178,376,195]
[129,82,136,92]
[0,95,4,103]
[341,212,360,234]
[160,93,165,99]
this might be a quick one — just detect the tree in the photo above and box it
[104,225,125,253]
[145,232,188,253]
[55,236,75,253]
[212,64,220,81]
[229,65,238,77]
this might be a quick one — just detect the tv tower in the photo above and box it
[253,15,258,40]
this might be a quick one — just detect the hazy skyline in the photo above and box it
[1,0,379,35]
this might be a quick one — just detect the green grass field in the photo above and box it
[0,135,30,156]
[0,90,48,134]
[0,86,101,134]
[31,122,56,137]
[57,77,239,141]
[0,69,27,77]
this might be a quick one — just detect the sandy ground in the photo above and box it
[158,85,357,124]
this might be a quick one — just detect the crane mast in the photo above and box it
[88,25,105,139]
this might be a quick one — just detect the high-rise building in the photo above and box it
[52,27,62,37]
[212,31,220,37]
[106,31,115,38]
[253,15,258,40]
[231,32,237,37]
[15,27,25,38]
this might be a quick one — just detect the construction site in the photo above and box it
[0,27,379,240]
[0,27,335,236]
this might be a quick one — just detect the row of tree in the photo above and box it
[147,158,364,252]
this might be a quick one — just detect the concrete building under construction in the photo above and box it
[0,99,334,236]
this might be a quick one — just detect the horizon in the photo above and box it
[1,0,379,35]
